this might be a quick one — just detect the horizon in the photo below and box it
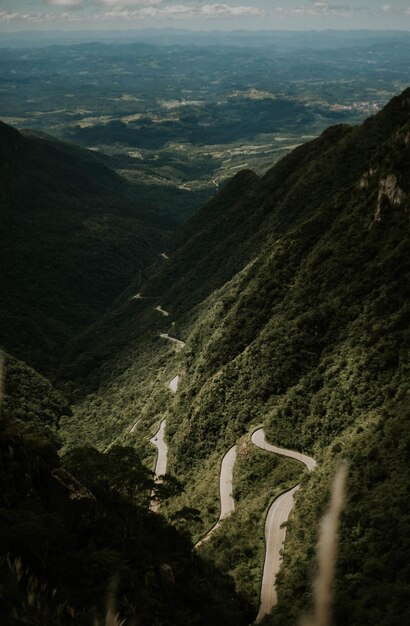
[1,26,410,46]
[1,1,410,33]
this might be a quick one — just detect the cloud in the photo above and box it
[98,0,162,6]
[5,0,409,26]
[102,4,191,18]
[0,11,20,22]
[0,9,81,22]
[200,3,265,17]
[290,2,354,17]
[44,0,83,6]
[381,3,400,12]
[101,3,265,20]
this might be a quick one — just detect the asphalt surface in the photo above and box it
[159,333,185,350]
[195,444,237,547]
[252,428,316,622]
[169,375,180,393]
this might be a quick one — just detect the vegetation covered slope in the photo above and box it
[63,89,410,624]
[0,356,251,625]
[0,121,176,373]
[0,424,251,625]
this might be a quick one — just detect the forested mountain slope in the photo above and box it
[0,121,175,373]
[0,357,251,626]
[63,89,410,625]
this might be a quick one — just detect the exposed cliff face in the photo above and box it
[358,167,377,189]
[375,173,407,222]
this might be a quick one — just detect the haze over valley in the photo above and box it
[2,30,409,219]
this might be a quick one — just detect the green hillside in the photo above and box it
[0,121,176,373]
[61,89,410,624]
[0,388,251,626]
[1,88,409,625]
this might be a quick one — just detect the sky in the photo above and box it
[0,1,410,31]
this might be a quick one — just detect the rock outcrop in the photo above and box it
[375,174,406,222]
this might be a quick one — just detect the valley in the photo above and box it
[2,32,410,222]
[53,88,409,624]
[0,29,409,626]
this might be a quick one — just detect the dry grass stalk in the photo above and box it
[105,578,126,626]
[302,461,348,626]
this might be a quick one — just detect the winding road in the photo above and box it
[155,305,170,317]
[129,283,315,621]
[150,419,168,477]
[169,375,180,393]
[149,419,168,512]
[252,428,316,622]
[195,444,237,548]
[148,372,180,509]
[129,270,316,622]
[159,333,185,350]
[130,286,314,618]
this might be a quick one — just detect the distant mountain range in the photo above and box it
[0,88,409,625]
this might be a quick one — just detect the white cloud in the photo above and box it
[1,9,81,22]
[163,5,193,15]
[98,0,162,6]
[290,2,353,17]
[101,5,191,19]
[0,11,20,22]
[100,3,264,20]
[6,0,410,26]
[44,0,83,6]
[200,4,265,17]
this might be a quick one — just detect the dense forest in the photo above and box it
[1,88,409,624]
[0,121,179,373]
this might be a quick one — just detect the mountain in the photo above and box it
[0,361,251,626]
[61,89,410,625]
[0,121,176,373]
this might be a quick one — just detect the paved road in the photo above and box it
[252,429,316,472]
[159,333,185,350]
[155,305,170,317]
[252,428,316,622]
[149,419,168,512]
[169,375,180,393]
[196,444,237,547]
[150,420,168,477]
